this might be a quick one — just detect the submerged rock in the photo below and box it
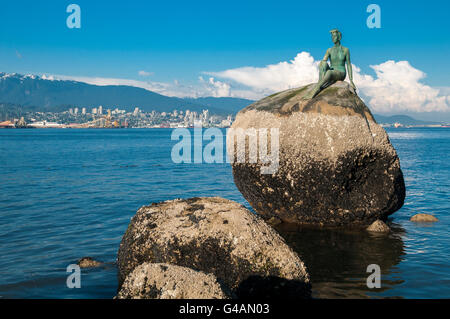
[77,257,103,268]
[116,263,229,299]
[235,275,312,299]
[366,220,390,233]
[117,197,310,297]
[410,213,438,222]
[227,81,405,226]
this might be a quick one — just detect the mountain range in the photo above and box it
[0,73,253,115]
[373,114,440,125]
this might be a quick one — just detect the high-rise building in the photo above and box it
[74,107,79,115]
[92,108,97,114]
[98,106,103,115]
[133,107,140,116]
[202,109,209,124]
[82,108,86,115]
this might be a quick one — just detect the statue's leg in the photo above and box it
[318,70,346,90]
[318,61,330,82]
[303,62,342,99]
[304,69,342,99]
[310,69,334,98]
[319,70,337,90]
[303,62,329,99]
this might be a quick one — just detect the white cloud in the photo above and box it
[207,52,450,113]
[138,70,153,77]
[196,76,264,100]
[355,61,449,112]
[199,76,231,97]
[208,52,319,94]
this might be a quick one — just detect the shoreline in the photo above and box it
[1,125,449,129]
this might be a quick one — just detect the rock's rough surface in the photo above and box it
[366,220,390,233]
[117,197,310,296]
[116,263,229,299]
[410,213,438,222]
[228,81,405,226]
[77,257,103,268]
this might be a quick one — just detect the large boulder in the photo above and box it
[116,263,230,299]
[227,81,405,226]
[117,197,310,297]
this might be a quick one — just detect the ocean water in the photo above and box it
[0,127,448,299]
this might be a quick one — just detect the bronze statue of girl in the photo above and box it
[304,29,356,99]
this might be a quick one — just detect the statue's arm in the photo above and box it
[345,49,356,90]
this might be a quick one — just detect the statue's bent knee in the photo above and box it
[319,60,329,70]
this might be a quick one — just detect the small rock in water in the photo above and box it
[366,220,390,233]
[77,257,103,268]
[410,213,438,222]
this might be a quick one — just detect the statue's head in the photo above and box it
[330,29,342,44]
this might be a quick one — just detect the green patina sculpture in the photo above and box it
[304,29,356,99]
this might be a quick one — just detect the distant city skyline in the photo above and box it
[0,0,449,120]
[0,104,234,129]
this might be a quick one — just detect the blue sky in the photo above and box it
[0,0,449,118]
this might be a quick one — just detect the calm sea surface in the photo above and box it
[0,128,448,298]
